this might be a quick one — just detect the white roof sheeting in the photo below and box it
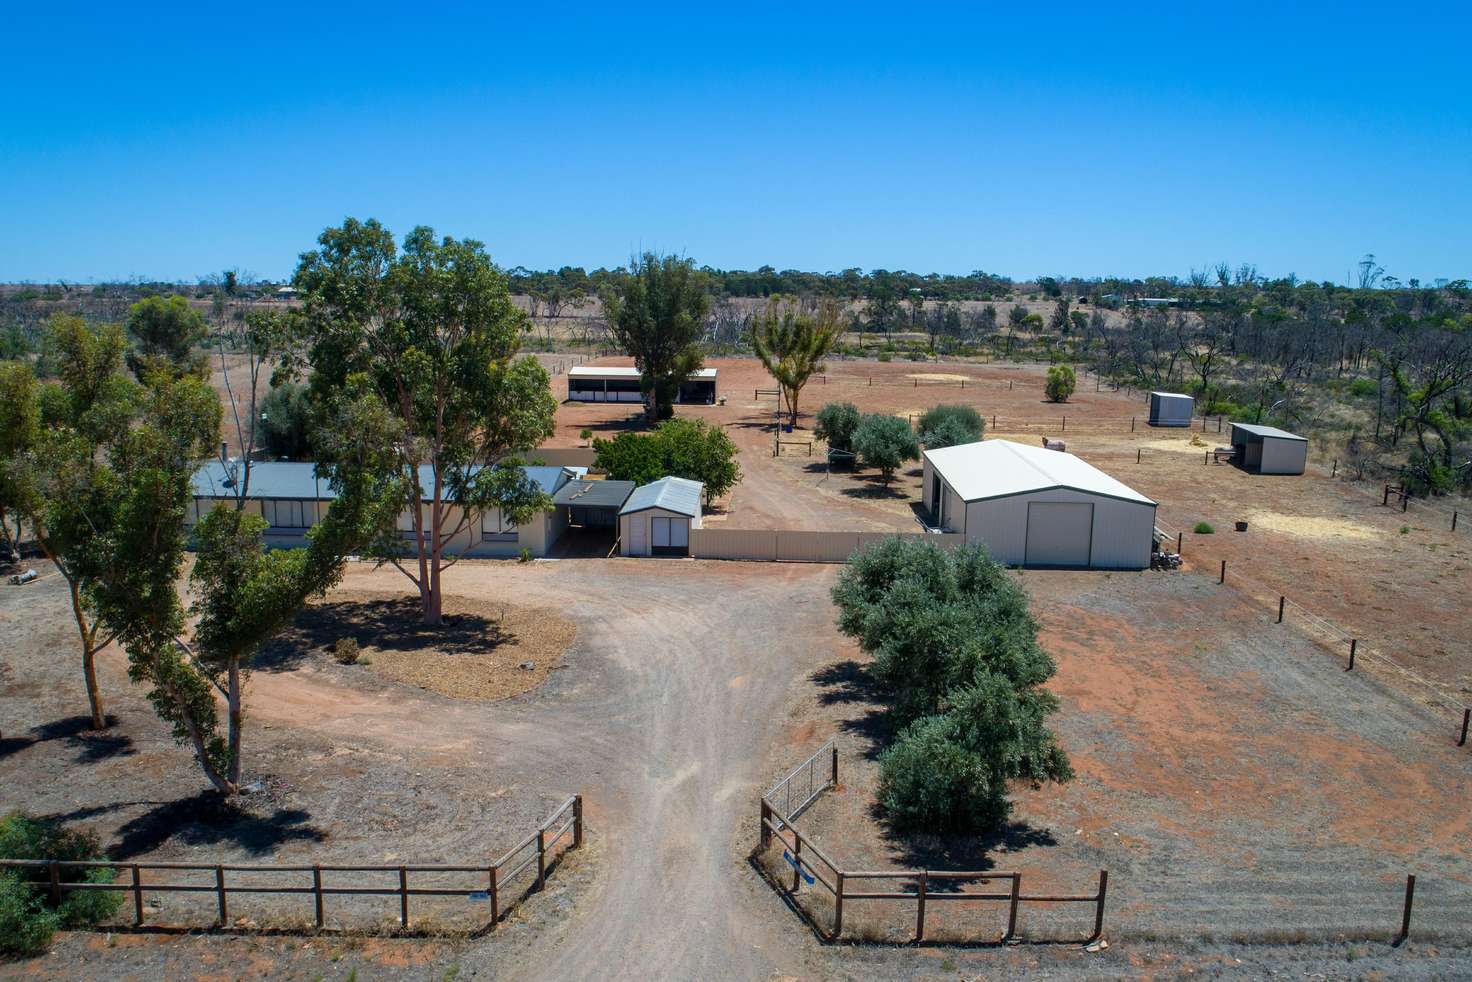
[1150,391,1192,400]
[924,439,1156,506]
[1230,422,1306,442]
[569,366,717,379]
[620,476,703,517]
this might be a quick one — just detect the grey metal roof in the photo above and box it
[619,476,703,517]
[924,439,1156,506]
[192,461,579,500]
[552,479,636,509]
[568,366,717,379]
[1229,422,1306,442]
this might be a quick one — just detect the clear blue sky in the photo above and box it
[3,2,1469,285]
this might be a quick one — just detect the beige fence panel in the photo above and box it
[692,529,966,563]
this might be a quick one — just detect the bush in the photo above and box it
[579,428,593,446]
[876,351,892,362]
[1347,378,1377,398]
[852,414,919,483]
[878,715,1001,832]
[519,547,534,562]
[332,637,360,664]
[592,418,741,502]
[0,813,122,953]
[1044,364,1076,403]
[1193,521,1214,534]
[258,382,313,459]
[814,402,861,452]
[917,405,984,450]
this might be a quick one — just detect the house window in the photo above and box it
[264,499,311,529]
[480,508,519,542]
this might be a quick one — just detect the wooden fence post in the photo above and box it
[1383,483,1391,506]
[490,865,501,924]
[399,867,409,928]
[760,799,771,849]
[1092,870,1109,942]
[48,860,60,905]
[915,870,928,941]
[831,743,839,787]
[215,866,228,925]
[1219,560,1226,584]
[574,795,584,849]
[1062,416,1066,432]
[833,871,845,939]
[792,837,802,893]
[1136,448,1141,463]
[1347,639,1357,671]
[1332,459,1337,477]
[131,864,143,925]
[1454,511,1459,532]
[536,829,547,889]
[1131,416,1135,432]
[1277,596,1285,623]
[1176,531,1182,554]
[1006,874,1021,940]
[1205,450,1209,466]
[1458,708,1470,747]
[1398,874,1415,941]
[313,865,324,928]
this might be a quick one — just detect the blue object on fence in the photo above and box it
[467,891,490,902]
[782,850,815,885]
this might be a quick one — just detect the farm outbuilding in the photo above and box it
[1149,391,1194,427]
[567,366,718,405]
[553,478,635,529]
[618,477,703,557]
[188,460,585,557]
[1228,423,1308,475]
[921,439,1157,569]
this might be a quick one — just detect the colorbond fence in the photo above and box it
[758,743,1107,944]
[0,795,582,934]
[691,529,965,563]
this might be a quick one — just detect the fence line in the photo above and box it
[1,795,583,934]
[757,743,1107,944]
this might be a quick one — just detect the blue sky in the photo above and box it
[3,2,1469,284]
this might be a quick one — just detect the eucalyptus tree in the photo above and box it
[293,219,558,625]
[750,297,843,428]
[601,252,712,420]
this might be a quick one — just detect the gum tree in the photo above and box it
[751,297,843,429]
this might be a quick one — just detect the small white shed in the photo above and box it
[921,440,1157,569]
[619,477,704,557]
[1149,391,1194,427]
[1228,423,1308,475]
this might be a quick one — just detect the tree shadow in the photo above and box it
[104,791,327,860]
[259,596,512,670]
[874,816,1059,888]
[1,715,135,762]
[810,660,893,760]
[839,475,909,500]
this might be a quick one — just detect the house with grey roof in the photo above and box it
[618,476,703,556]
[187,460,586,558]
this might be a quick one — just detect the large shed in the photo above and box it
[1228,423,1307,475]
[567,366,718,405]
[1149,391,1194,427]
[921,439,1157,569]
[618,477,703,557]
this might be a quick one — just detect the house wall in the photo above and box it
[963,489,1154,568]
[1259,438,1308,475]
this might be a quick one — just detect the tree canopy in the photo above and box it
[750,297,843,428]
[601,252,711,420]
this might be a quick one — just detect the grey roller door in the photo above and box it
[1025,501,1093,567]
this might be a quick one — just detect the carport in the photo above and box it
[553,479,635,529]
[1228,423,1308,475]
[619,477,703,557]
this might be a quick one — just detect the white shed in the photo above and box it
[619,477,704,557]
[1149,391,1194,427]
[567,366,718,404]
[921,440,1157,569]
[1228,423,1308,475]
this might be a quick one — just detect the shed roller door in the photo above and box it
[1025,501,1093,567]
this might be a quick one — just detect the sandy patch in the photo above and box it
[285,590,576,700]
[1144,435,1211,453]
[1244,509,1380,541]
[906,372,970,383]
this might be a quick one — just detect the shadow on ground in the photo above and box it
[260,596,512,670]
[93,791,328,859]
[0,715,135,763]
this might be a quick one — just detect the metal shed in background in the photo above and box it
[921,439,1157,569]
[567,366,718,405]
[1228,423,1308,475]
[619,477,704,557]
[1149,391,1195,427]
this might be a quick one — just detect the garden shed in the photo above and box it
[567,366,718,404]
[921,439,1157,569]
[618,477,703,557]
[1228,423,1308,475]
[1149,391,1194,427]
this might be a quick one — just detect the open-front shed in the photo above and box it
[1228,423,1308,475]
[921,439,1157,569]
[618,477,703,557]
[567,366,718,404]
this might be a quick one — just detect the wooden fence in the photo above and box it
[758,744,1106,944]
[691,529,965,564]
[0,795,582,933]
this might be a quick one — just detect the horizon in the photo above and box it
[4,3,1469,285]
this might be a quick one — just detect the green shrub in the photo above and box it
[592,418,741,502]
[876,351,892,362]
[917,405,984,450]
[1193,521,1214,534]
[0,813,122,952]
[1347,378,1377,397]
[518,547,533,562]
[814,402,861,452]
[852,414,919,483]
[878,715,1000,831]
[1044,364,1077,403]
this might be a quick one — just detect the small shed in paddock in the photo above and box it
[567,366,718,405]
[619,477,703,557]
[1149,391,1194,427]
[921,439,1157,569]
[1228,423,1308,475]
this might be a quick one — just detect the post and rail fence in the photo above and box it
[0,794,582,935]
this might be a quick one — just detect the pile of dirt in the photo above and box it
[288,590,577,700]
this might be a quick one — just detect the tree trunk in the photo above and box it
[226,657,243,787]
[67,576,107,730]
